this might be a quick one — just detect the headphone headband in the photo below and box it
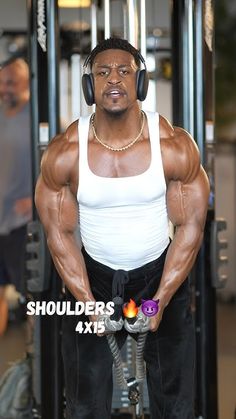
[83,54,91,72]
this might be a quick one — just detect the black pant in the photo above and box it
[62,247,195,419]
[0,224,27,293]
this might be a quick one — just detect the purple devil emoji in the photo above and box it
[141,299,160,317]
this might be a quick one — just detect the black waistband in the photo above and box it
[81,243,170,303]
[81,242,170,278]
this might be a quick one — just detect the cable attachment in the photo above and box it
[98,296,124,333]
[124,309,150,334]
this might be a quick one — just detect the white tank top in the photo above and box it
[77,111,169,270]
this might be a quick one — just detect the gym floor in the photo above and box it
[0,299,235,419]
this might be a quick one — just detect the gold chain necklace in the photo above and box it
[91,111,145,152]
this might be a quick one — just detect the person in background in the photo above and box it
[0,58,32,336]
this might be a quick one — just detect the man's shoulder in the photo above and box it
[159,114,199,155]
[40,120,79,185]
[46,120,78,156]
[159,114,175,139]
[159,114,200,182]
[65,119,79,143]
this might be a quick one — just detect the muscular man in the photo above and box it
[0,58,32,335]
[35,38,209,418]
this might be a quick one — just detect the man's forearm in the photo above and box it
[153,223,204,307]
[47,232,96,304]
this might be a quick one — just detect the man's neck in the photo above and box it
[94,105,143,143]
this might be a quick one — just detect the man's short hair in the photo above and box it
[0,50,28,71]
[88,38,141,69]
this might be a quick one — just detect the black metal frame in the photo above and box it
[172,1,218,418]
[27,1,63,418]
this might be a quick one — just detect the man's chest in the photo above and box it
[87,138,152,178]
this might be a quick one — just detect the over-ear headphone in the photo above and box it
[82,50,149,106]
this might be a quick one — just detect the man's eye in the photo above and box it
[98,70,108,76]
[120,69,129,75]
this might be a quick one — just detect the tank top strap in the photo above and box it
[145,111,163,174]
[78,114,91,173]
[145,111,160,154]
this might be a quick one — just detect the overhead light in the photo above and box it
[58,0,91,7]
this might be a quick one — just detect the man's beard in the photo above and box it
[1,94,18,109]
[104,108,127,118]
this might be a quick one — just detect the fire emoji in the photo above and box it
[123,299,139,319]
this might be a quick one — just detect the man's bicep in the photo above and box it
[35,174,59,232]
[35,174,78,236]
[167,166,210,229]
[35,135,79,232]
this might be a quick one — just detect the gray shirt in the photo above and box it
[0,103,32,234]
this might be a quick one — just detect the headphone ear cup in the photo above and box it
[136,69,149,101]
[82,73,95,106]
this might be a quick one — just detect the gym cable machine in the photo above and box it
[27,1,227,418]
[172,1,227,418]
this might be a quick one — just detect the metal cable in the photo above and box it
[136,332,148,381]
[106,334,127,390]
[107,330,148,390]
